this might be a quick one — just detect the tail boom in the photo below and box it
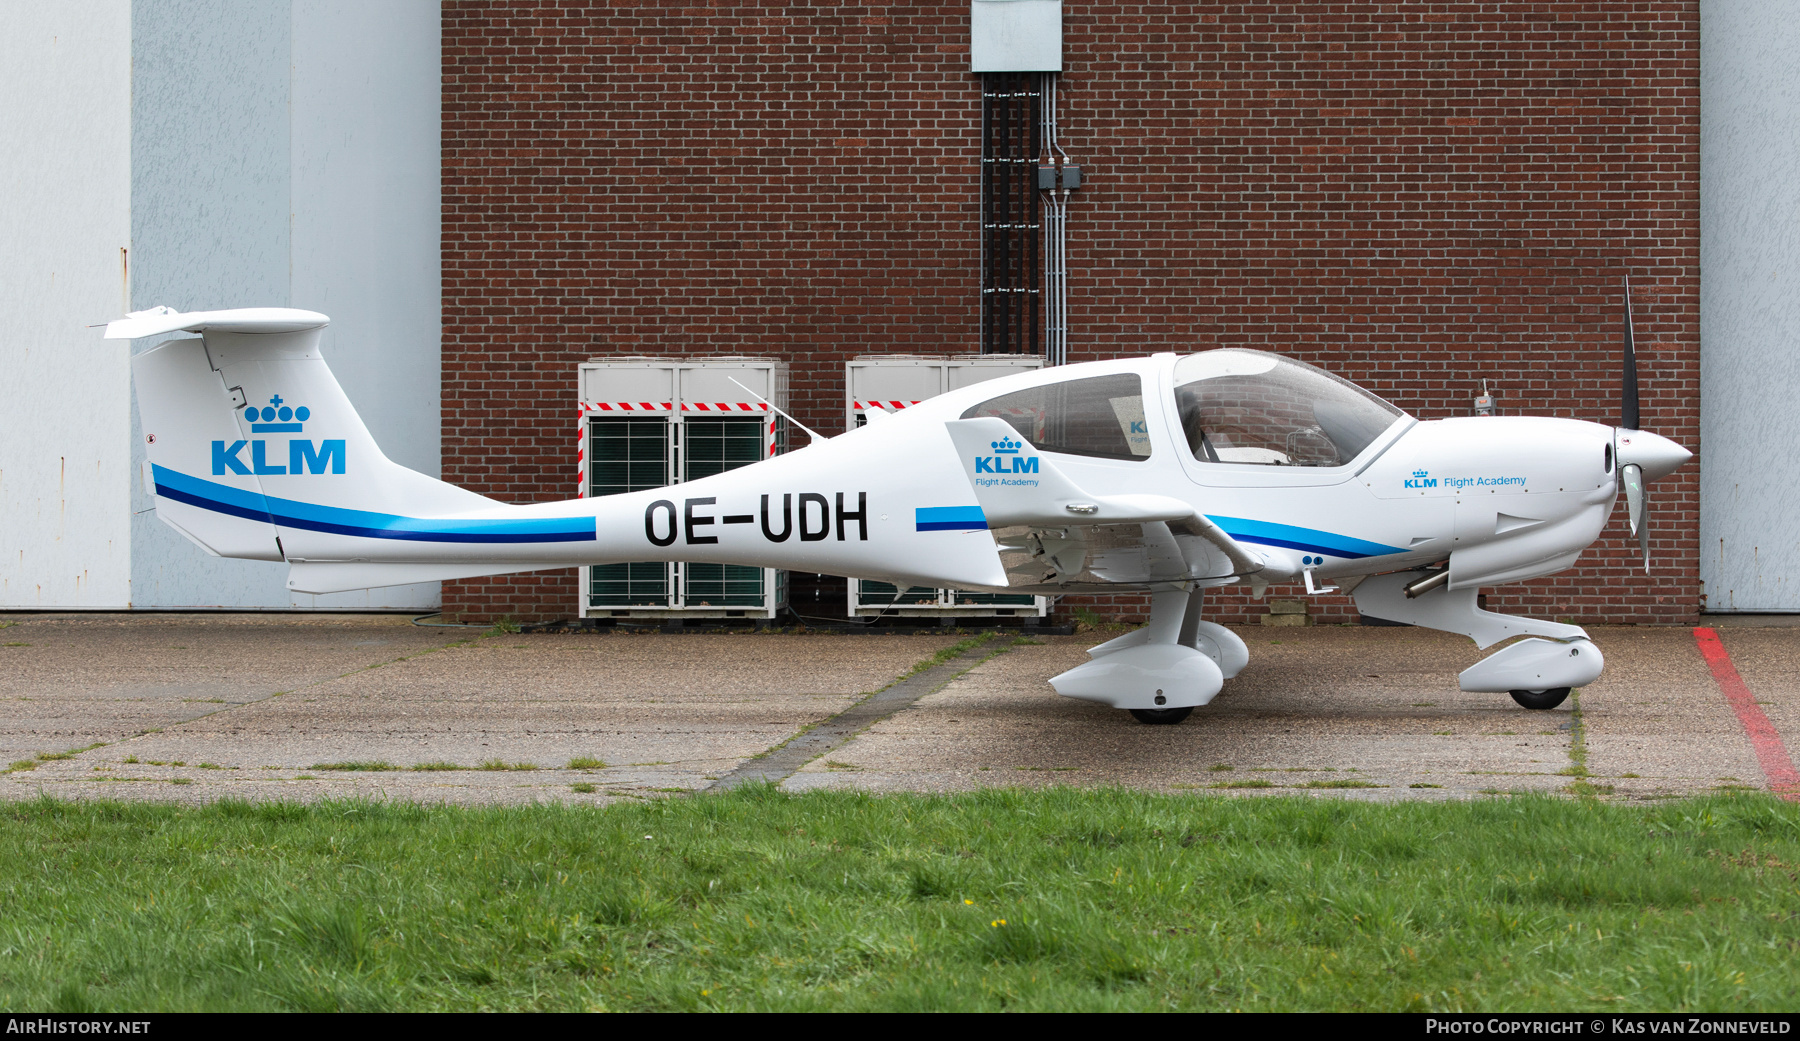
[121,309,1007,594]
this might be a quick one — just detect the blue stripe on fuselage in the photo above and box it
[1204,515,1403,560]
[152,466,596,544]
[916,505,987,532]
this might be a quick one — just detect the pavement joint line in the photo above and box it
[1562,687,1595,796]
[708,637,1011,791]
[1694,626,1800,801]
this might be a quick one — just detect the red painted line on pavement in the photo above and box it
[1694,627,1800,800]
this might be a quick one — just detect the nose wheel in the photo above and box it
[1509,687,1571,710]
[1129,707,1195,725]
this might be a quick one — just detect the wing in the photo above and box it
[944,417,1264,592]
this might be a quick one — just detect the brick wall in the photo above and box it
[441,2,1700,626]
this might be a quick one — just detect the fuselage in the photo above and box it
[264,352,1642,596]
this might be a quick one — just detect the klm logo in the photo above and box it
[212,394,345,475]
[1129,420,1146,434]
[1403,468,1437,489]
[974,436,1039,475]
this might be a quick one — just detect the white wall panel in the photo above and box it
[288,0,442,610]
[292,0,441,480]
[1701,0,1800,611]
[127,0,295,608]
[0,1,133,608]
[123,0,442,609]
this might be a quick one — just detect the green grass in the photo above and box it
[566,757,606,771]
[902,631,1002,678]
[479,760,538,772]
[1,790,1799,1011]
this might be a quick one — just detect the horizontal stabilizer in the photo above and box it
[105,306,329,340]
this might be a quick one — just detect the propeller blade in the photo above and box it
[1621,276,1641,430]
[1621,462,1649,573]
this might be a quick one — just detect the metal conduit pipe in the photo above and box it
[1040,72,1069,366]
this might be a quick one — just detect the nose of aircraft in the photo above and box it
[1615,428,1691,482]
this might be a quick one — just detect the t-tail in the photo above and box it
[112,307,1008,595]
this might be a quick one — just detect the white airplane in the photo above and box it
[107,296,1689,725]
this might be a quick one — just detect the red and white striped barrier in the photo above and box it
[851,400,921,412]
[575,401,779,496]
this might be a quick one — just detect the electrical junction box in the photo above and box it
[970,0,1062,73]
[845,355,1048,620]
[576,358,789,621]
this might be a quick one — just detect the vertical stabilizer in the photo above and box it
[114,307,499,566]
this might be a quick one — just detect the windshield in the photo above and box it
[1172,350,1404,467]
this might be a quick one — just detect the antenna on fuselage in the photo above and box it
[1622,275,1641,431]
[726,377,825,447]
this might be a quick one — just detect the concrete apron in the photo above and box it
[0,614,963,806]
[3,615,1796,805]
[788,625,1800,801]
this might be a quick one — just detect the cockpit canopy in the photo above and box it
[958,349,1406,468]
[959,372,1152,462]
[1174,350,1404,467]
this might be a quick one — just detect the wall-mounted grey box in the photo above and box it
[970,0,1062,73]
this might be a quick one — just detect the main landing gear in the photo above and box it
[1048,586,1247,725]
[1129,707,1195,725]
[1509,687,1571,710]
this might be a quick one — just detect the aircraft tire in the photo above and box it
[1128,707,1194,725]
[1509,687,1572,710]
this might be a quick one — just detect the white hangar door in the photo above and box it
[1701,0,1800,612]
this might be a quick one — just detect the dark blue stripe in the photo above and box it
[155,482,278,525]
[1205,514,1403,561]
[916,521,988,532]
[153,467,596,544]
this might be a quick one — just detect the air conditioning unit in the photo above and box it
[576,358,789,621]
[844,355,1048,621]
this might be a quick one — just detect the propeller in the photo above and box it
[1619,276,1650,574]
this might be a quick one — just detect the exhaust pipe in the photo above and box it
[1403,569,1449,599]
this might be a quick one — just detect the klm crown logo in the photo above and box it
[212,393,344,477]
[249,395,311,433]
[1404,468,1437,490]
[974,435,1038,476]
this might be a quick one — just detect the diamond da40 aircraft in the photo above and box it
[108,297,1689,724]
